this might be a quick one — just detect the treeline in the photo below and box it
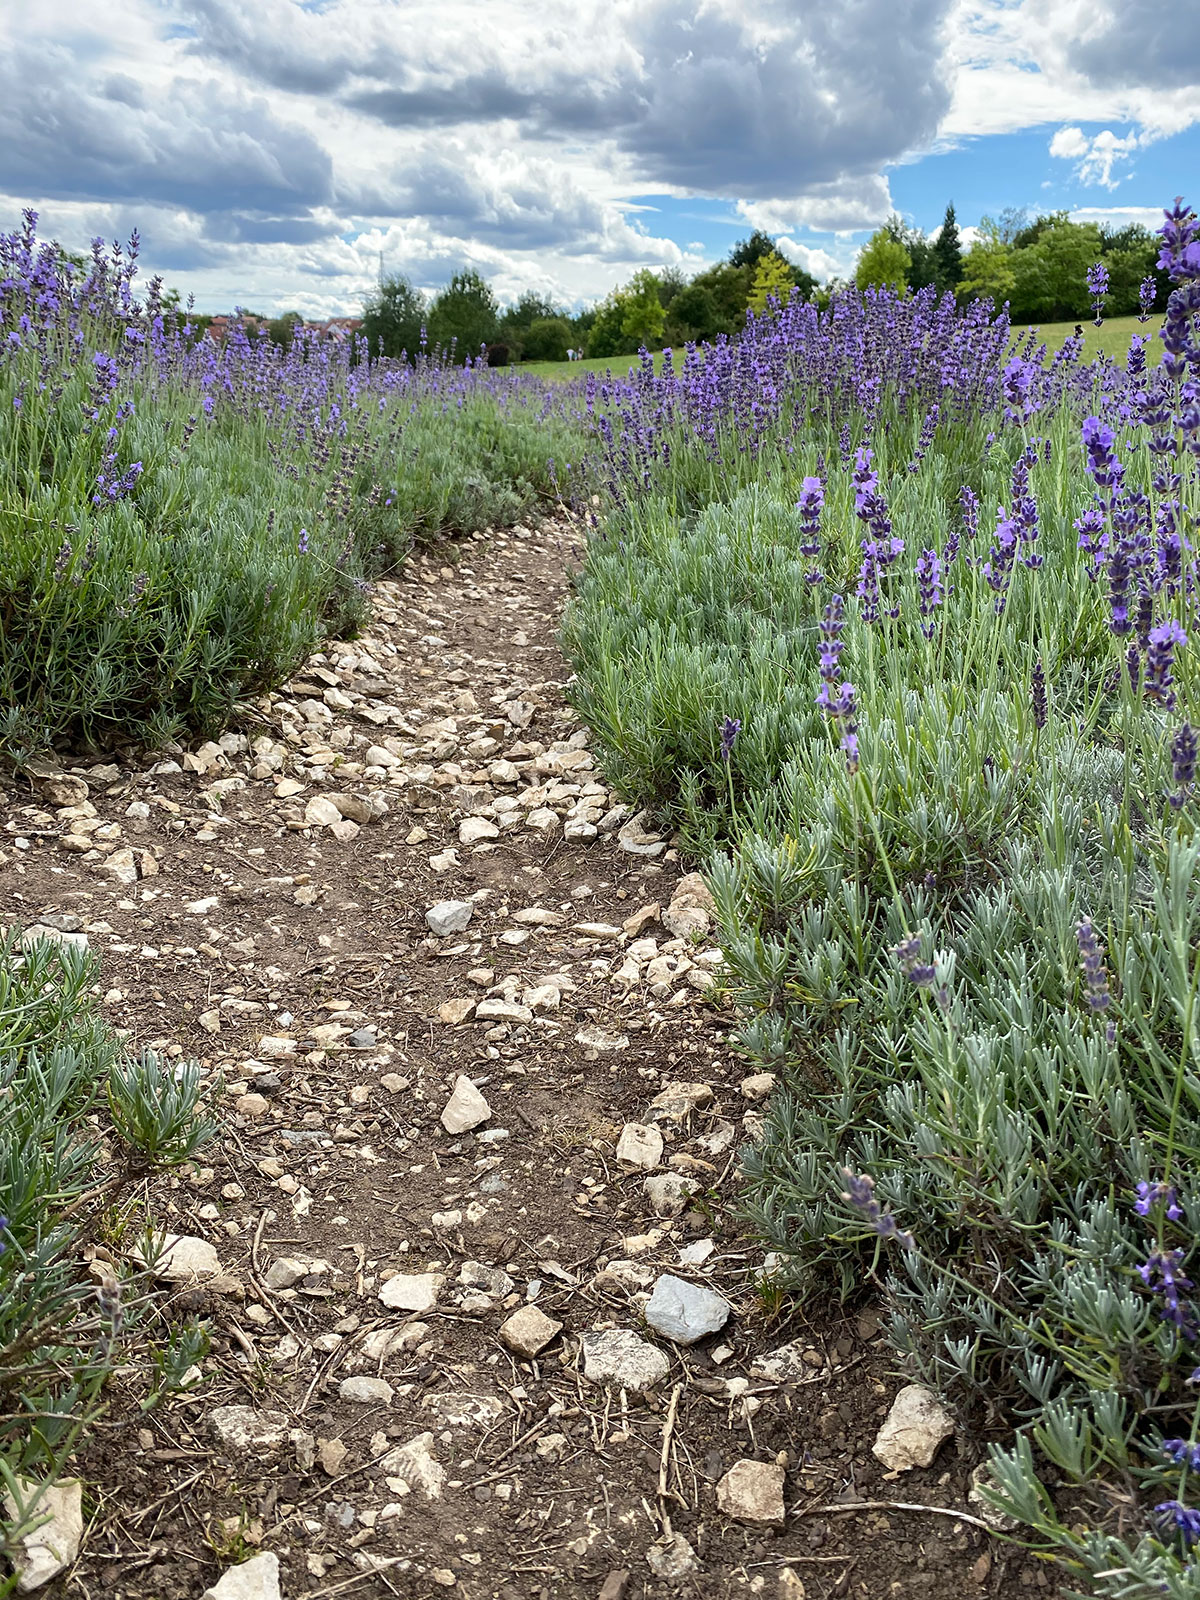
[362,205,1174,367]
[856,206,1172,322]
[360,230,817,364]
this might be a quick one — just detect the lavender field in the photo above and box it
[3,195,1200,1596]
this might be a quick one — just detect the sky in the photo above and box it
[1,0,1197,317]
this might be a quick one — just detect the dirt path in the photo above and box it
[0,523,1052,1600]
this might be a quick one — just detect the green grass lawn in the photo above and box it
[520,350,679,381]
[1011,313,1164,361]
[518,313,1165,380]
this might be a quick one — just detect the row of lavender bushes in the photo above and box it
[564,201,1200,1595]
[0,212,579,759]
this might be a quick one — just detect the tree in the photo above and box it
[856,230,911,293]
[685,262,753,334]
[933,203,962,294]
[361,273,427,361]
[957,239,1016,305]
[729,229,778,270]
[787,260,819,301]
[1008,217,1102,322]
[620,270,666,348]
[666,282,721,343]
[747,251,795,315]
[982,206,1029,247]
[585,292,630,359]
[521,316,572,362]
[427,270,499,362]
[655,266,687,310]
[267,310,304,349]
[496,291,564,359]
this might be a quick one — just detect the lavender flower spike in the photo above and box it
[1156,1501,1200,1544]
[840,1169,915,1250]
[893,935,936,987]
[719,716,741,763]
[1136,1180,1183,1221]
[1076,920,1112,1012]
[1086,260,1109,326]
[1170,723,1197,810]
[1145,620,1186,710]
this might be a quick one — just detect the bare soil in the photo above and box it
[0,521,1062,1599]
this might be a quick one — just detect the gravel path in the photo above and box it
[0,522,1049,1599]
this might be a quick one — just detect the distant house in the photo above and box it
[202,313,363,345]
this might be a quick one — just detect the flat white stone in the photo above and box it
[441,1075,492,1133]
[615,1122,663,1170]
[201,1553,282,1600]
[580,1328,670,1392]
[3,1478,83,1592]
[872,1385,956,1471]
[379,1271,445,1312]
[426,900,474,936]
[644,1274,731,1345]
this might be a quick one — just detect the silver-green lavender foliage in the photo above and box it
[564,201,1200,1594]
[0,933,215,1558]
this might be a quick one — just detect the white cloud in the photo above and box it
[1049,126,1090,160]
[736,176,894,236]
[775,236,851,282]
[1049,124,1139,188]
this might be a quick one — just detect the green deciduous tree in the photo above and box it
[521,316,572,362]
[427,270,499,362]
[1008,216,1102,322]
[957,238,1016,306]
[361,274,427,361]
[620,270,666,348]
[856,230,911,293]
[747,251,795,315]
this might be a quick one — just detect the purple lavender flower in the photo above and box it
[1075,505,1108,579]
[982,509,1018,613]
[1139,1247,1196,1336]
[1139,275,1157,322]
[53,540,72,580]
[298,528,310,555]
[893,935,936,987]
[1082,417,1120,490]
[914,548,943,638]
[1137,1181,1183,1221]
[1076,921,1111,1012]
[1032,659,1047,730]
[1157,198,1200,283]
[1145,620,1187,709]
[958,485,979,545]
[719,716,741,763]
[815,594,857,774]
[1086,260,1109,326]
[795,474,824,581]
[1171,723,1197,809]
[816,592,847,699]
[839,1169,914,1250]
[1162,1439,1200,1470]
[1156,1501,1200,1543]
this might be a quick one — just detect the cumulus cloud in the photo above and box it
[737,176,895,235]
[0,40,335,234]
[185,0,956,200]
[2,0,1197,312]
[1049,124,1139,188]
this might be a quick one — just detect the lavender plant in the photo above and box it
[0,213,578,755]
[565,197,1200,1595]
[0,931,215,1565]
